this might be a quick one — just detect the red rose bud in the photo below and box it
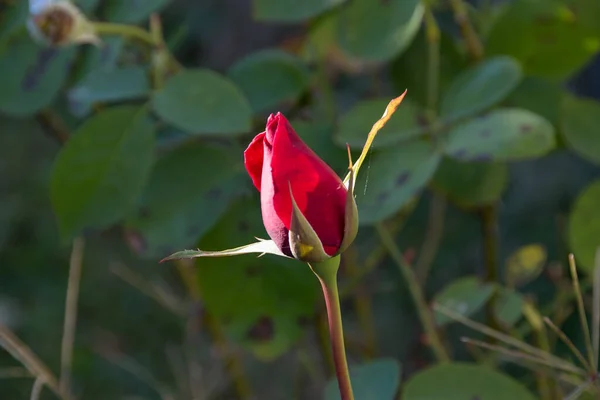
[244,113,358,262]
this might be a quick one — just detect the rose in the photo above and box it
[244,113,358,262]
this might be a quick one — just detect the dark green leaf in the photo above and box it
[403,362,536,400]
[68,66,150,108]
[228,49,309,113]
[504,76,563,126]
[51,106,156,239]
[440,56,522,122]
[568,180,600,272]
[324,359,401,400]
[335,98,427,149]
[432,158,508,208]
[356,140,441,225]
[253,0,345,22]
[561,94,600,164]
[0,34,75,116]
[125,143,246,259]
[337,0,424,62]
[433,276,495,326]
[195,198,318,360]
[152,69,252,136]
[444,108,555,162]
[486,0,600,79]
[103,0,170,23]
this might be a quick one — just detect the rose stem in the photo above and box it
[309,256,354,400]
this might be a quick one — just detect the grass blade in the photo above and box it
[568,254,596,371]
[543,316,593,374]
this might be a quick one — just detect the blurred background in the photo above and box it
[1,0,600,399]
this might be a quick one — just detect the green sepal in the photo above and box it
[160,238,289,263]
[288,185,330,263]
[338,166,358,254]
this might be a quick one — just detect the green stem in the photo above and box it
[375,223,450,362]
[92,22,156,46]
[309,256,354,400]
[423,3,440,116]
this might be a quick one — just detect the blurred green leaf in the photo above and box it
[505,244,547,287]
[68,67,150,111]
[0,0,28,43]
[51,106,155,239]
[103,0,170,23]
[196,198,318,361]
[402,362,536,400]
[152,69,252,136]
[504,76,563,125]
[495,288,525,327]
[391,28,466,108]
[432,158,508,208]
[568,180,600,272]
[356,140,441,225]
[0,34,75,116]
[486,0,600,79]
[444,108,555,162]
[570,0,600,35]
[335,98,427,149]
[124,142,246,259]
[440,56,522,122]
[324,359,401,400]
[433,276,495,326]
[253,0,345,22]
[228,49,309,113]
[561,94,600,164]
[337,0,424,62]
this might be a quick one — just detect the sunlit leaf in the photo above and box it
[443,108,555,162]
[440,56,522,122]
[505,244,547,287]
[228,49,309,113]
[337,0,424,62]
[152,69,252,136]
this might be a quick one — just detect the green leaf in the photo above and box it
[124,142,246,259]
[444,108,555,162]
[495,288,525,327]
[228,49,309,113]
[253,0,345,22]
[68,67,150,109]
[402,362,536,400]
[432,158,508,208]
[570,0,600,36]
[440,56,522,122]
[152,69,252,136]
[0,0,28,44]
[50,106,156,239]
[486,0,600,79]
[568,180,600,272]
[560,94,600,164]
[102,0,170,23]
[336,0,424,62]
[356,140,441,225]
[335,98,427,149]
[0,34,75,116]
[433,276,495,326]
[505,244,547,287]
[195,198,318,361]
[324,359,401,400]
[504,76,563,126]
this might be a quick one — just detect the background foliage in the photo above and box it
[1,0,600,399]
